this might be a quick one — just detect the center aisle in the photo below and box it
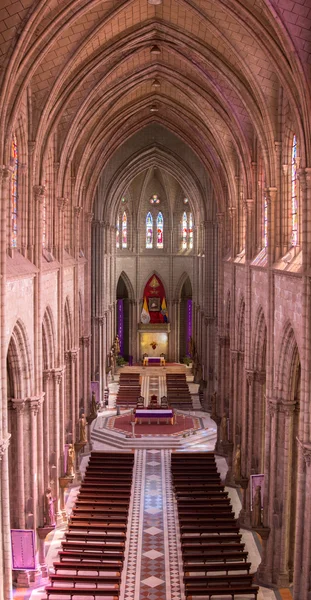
[122,449,183,600]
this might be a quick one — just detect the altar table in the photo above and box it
[135,409,173,425]
[143,356,165,366]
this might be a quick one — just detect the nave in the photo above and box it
[21,367,281,600]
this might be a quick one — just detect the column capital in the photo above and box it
[27,396,43,416]
[70,349,79,362]
[264,187,277,203]
[43,369,52,382]
[97,316,104,326]
[52,369,63,384]
[74,205,83,218]
[243,198,254,213]
[57,197,68,211]
[0,434,11,460]
[228,206,236,219]
[245,369,255,385]
[11,399,26,414]
[1,166,11,178]
[80,335,91,348]
[279,401,297,417]
[230,349,239,364]
[255,370,266,384]
[87,212,94,223]
[298,441,311,467]
[216,213,225,227]
[268,399,280,417]
[33,185,46,201]
[219,335,229,347]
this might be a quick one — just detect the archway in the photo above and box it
[116,274,130,360]
[179,276,192,362]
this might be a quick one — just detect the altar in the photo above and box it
[138,323,170,362]
[135,409,174,425]
[143,356,165,366]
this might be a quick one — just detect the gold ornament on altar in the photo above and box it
[149,275,160,295]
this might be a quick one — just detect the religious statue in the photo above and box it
[220,413,228,443]
[252,485,263,527]
[114,335,121,355]
[66,443,75,477]
[233,444,241,481]
[44,487,56,527]
[90,390,98,419]
[78,413,87,444]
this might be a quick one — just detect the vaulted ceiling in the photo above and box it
[0,0,310,214]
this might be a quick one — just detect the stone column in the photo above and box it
[35,395,45,531]
[28,398,41,536]
[0,435,12,600]
[98,317,104,403]
[52,370,63,516]
[296,444,311,600]
[80,337,90,415]
[11,400,26,528]
[42,371,51,490]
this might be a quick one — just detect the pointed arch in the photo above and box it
[174,271,193,301]
[252,307,267,372]
[276,321,301,400]
[64,296,73,352]
[42,306,56,370]
[116,270,135,301]
[7,320,33,398]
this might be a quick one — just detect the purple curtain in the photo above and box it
[118,299,124,355]
[186,299,192,356]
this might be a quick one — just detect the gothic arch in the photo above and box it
[116,271,135,301]
[42,305,56,370]
[276,321,301,400]
[7,319,33,399]
[139,271,168,301]
[252,307,267,372]
[174,271,193,301]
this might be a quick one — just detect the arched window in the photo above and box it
[182,212,187,249]
[291,134,298,246]
[146,212,153,248]
[11,133,18,248]
[189,213,193,249]
[116,215,120,249]
[122,211,127,248]
[157,212,163,248]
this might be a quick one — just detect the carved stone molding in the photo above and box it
[279,401,296,417]
[302,444,311,467]
[268,400,279,417]
[74,206,83,218]
[80,336,90,348]
[97,316,104,326]
[1,166,10,179]
[28,397,42,416]
[230,349,239,364]
[12,399,26,415]
[0,433,11,460]
[218,335,229,347]
[43,369,52,382]
[245,370,255,386]
[57,197,68,212]
[52,369,63,385]
[87,212,94,223]
[255,371,266,384]
[33,185,45,202]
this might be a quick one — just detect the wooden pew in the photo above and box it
[65,532,126,543]
[184,585,258,599]
[181,533,242,544]
[53,561,122,575]
[58,550,125,563]
[45,586,119,599]
[61,542,125,553]
[182,561,251,575]
[182,550,248,563]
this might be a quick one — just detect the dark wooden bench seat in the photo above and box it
[179,507,233,516]
[70,515,127,531]
[177,494,229,503]
[182,542,245,553]
[45,586,119,599]
[61,542,125,553]
[49,574,121,585]
[65,532,126,543]
[77,495,129,505]
[67,521,127,531]
[58,550,125,563]
[71,506,128,523]
[184,585,259,599]
[184,573,253,586]
[181,524,240,534]
[183,561,251,575]
[181,534,242,544]
[179,516,236,525]
[78,488,130,497]
[182,550,248,563]
[53,561,122,575]
[74,505,128,515]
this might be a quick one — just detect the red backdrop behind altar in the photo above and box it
[143,274,166,323]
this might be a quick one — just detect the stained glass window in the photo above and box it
[150,194,160,205]
[264,194,268,248]
[182,212,187,249]
[122,211,127,248]
[291,134,298,246]
[157,212,163,248]
[116,215,120,248]
[146,212,153,248]
[189,213,193,249]
[11,133,18,248]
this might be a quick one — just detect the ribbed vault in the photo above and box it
[0,0,310,216]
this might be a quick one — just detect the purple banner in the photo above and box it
[11,529,36,570]
[186,299,192,356]
[118,299,124,355]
